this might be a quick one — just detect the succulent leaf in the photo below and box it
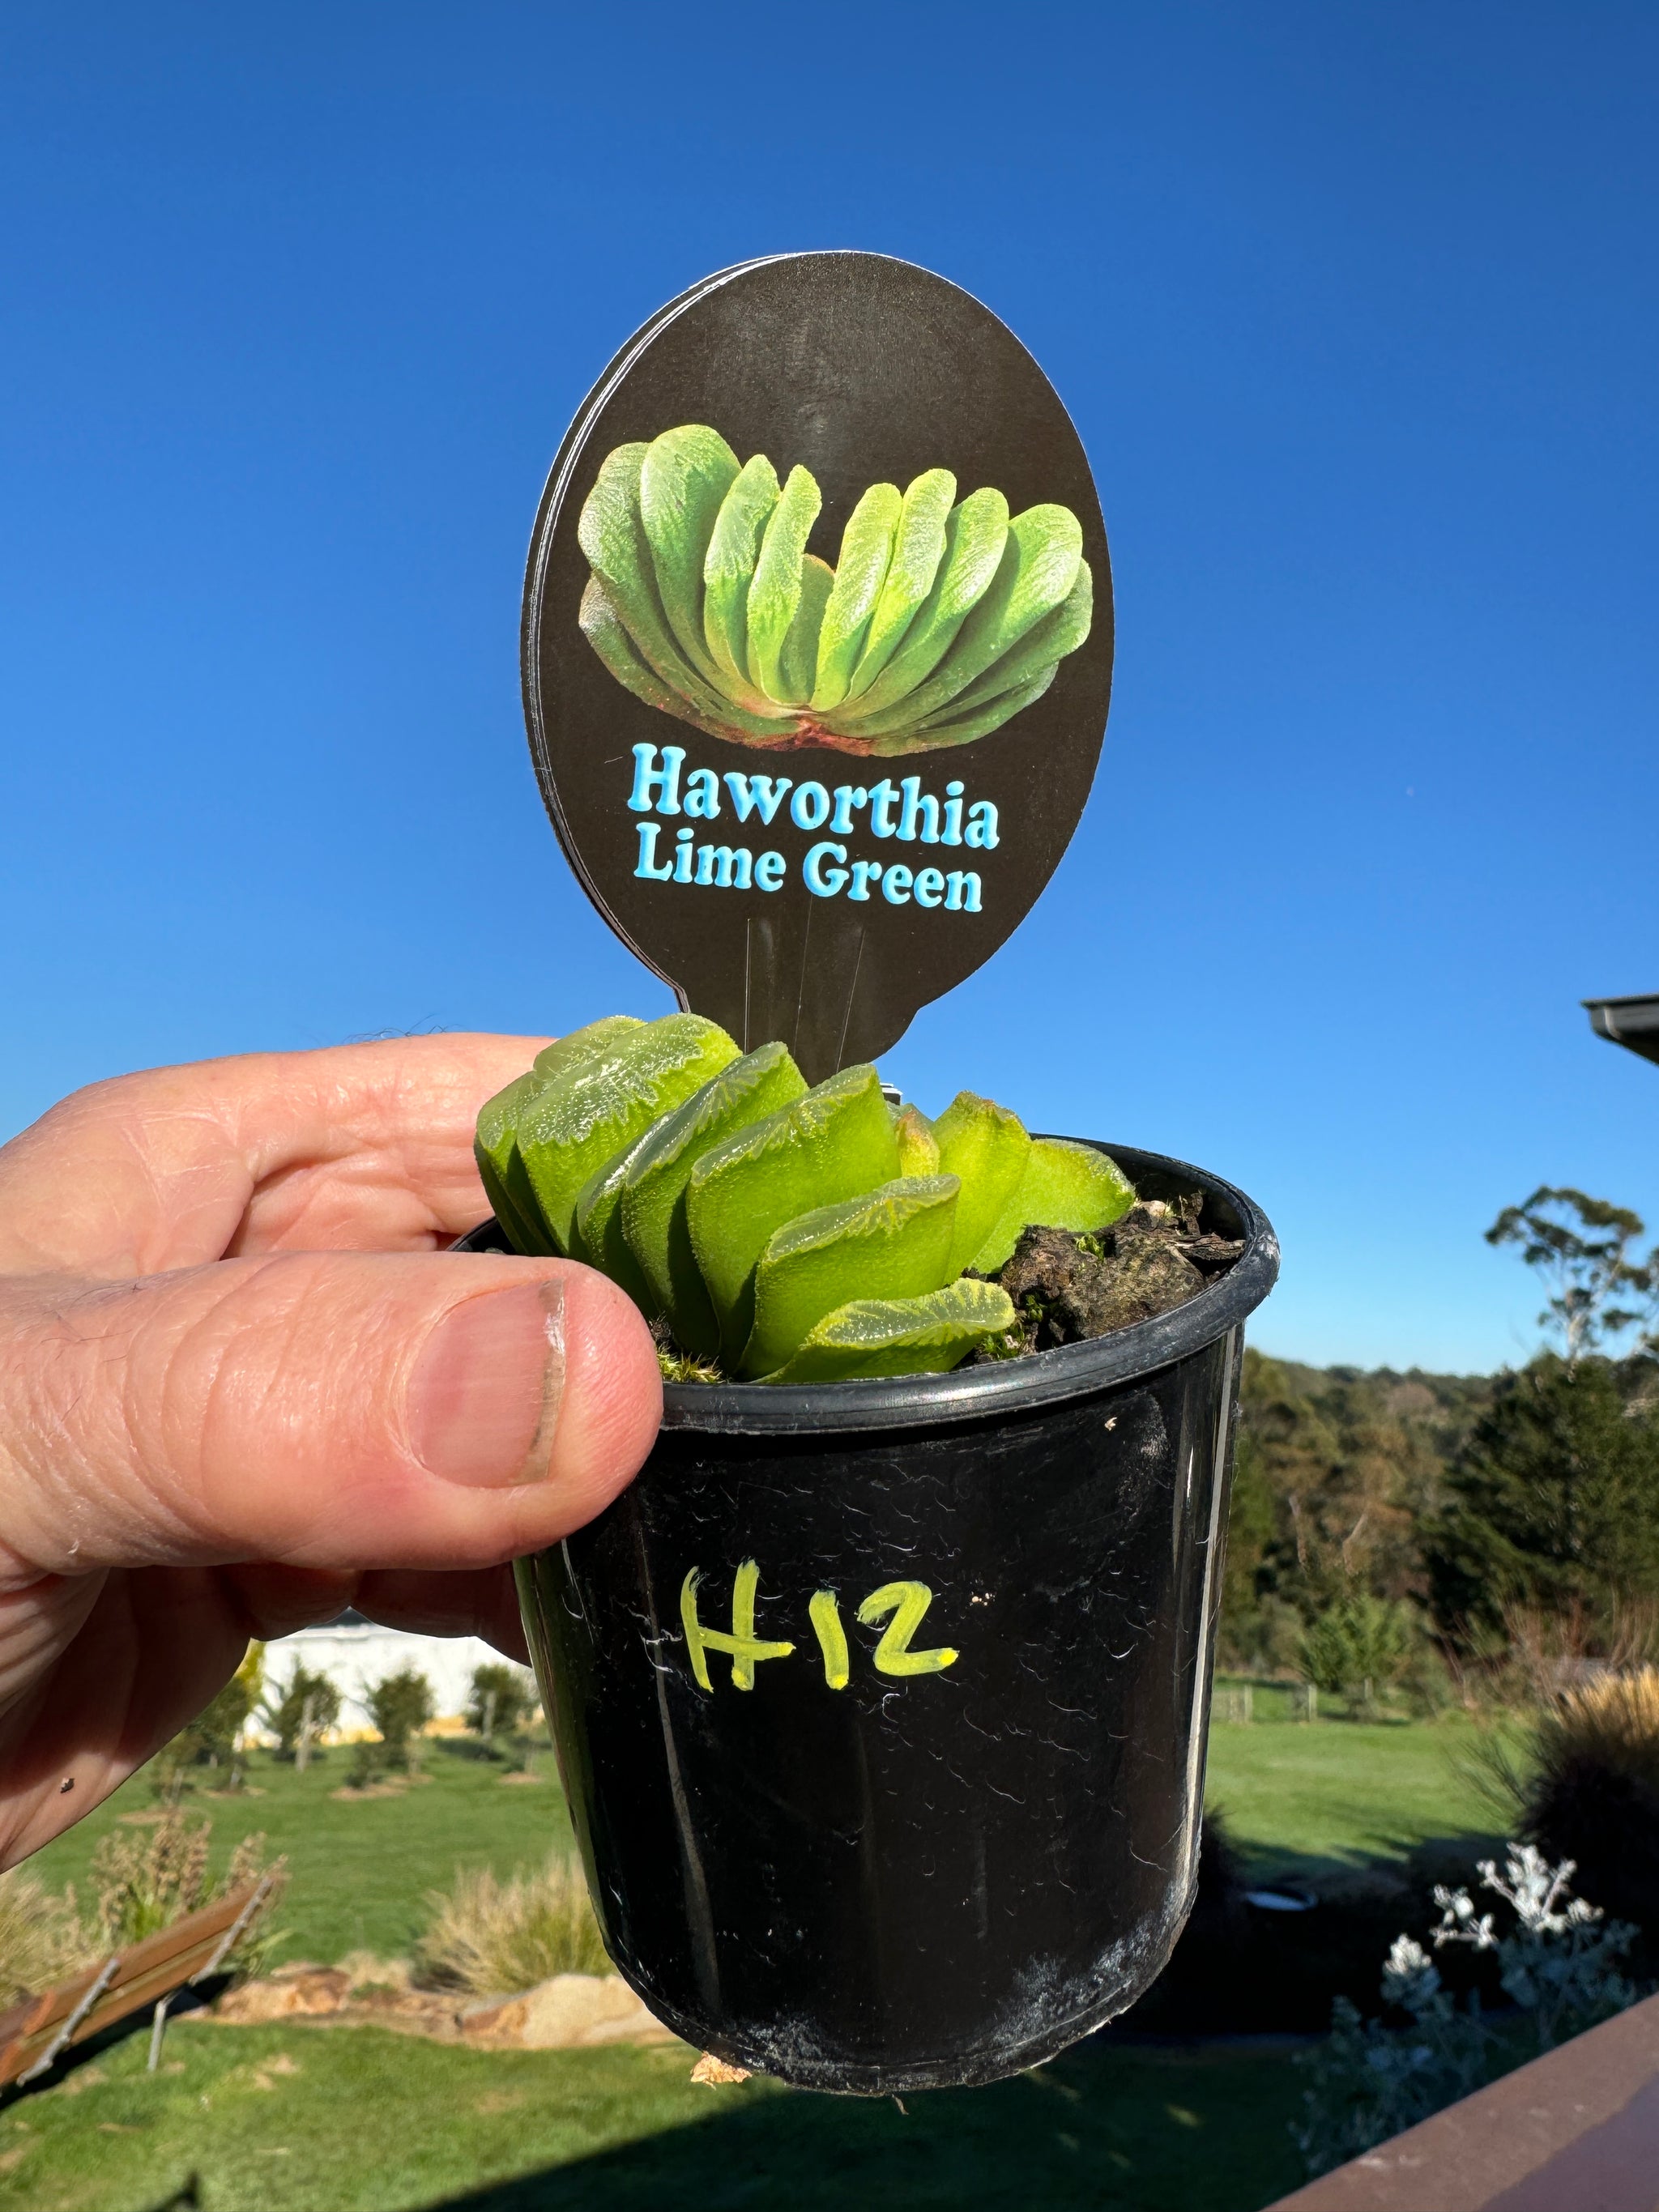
[825,488,1009,727]
[571,1130,658,1307]
[577,449,788,734]
[842,468,957,698]
[778,554,835,708]
[925,560,1093,726]
[576,445,699,705]
[686,1063,900,1363]
[578,578,727,736]
[702,454,782,701]
[811,482,902,710]
[477,1020,650,1256]
[475,1071,557,1257]
[875,664,1060,756]
[759,1278,1017,1384]
[743,1174,960,1379]
[533,1015,648,1082]
[639,425,740,684]
[893,1103,940,1175]
[932,1092,1034,1278]
[854,504,1083,739]
[745,465,824,701]
[621,1042,808,1356]
[579,573,795,744]
[945,501,1083,677]
[518,1015,740,1253]
[972,1140,1138,1274]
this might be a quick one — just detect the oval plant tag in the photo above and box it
[522,251,1114,1083]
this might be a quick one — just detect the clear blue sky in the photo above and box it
[3,4,1655,1374]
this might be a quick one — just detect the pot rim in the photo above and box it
[457,1136,1278,1438]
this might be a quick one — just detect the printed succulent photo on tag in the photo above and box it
[523,252,1115,1080]
[577,424,1093,757]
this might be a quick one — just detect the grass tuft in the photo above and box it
[412,1853,608,1995]
[0,1869,97,2004]
[1533,1666,1659,1794]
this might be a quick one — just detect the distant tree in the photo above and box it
[367,1668,435,1774]
[1486,1189,1653,1365]
[1221,1426,1277,1623]
[467,1663,534,1754]
[1427,1355,1659,1646]
[265,1667,342,1770]
[1218,1353,1478,1671]
[1297,1591,1414,1714]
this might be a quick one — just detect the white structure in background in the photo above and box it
[260,1612,529,1735]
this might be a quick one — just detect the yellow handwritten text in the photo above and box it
[808,1589,851,1689]
[677,1566,959,1693]
[856,1581,960,1676]
[679,1560,795,1691]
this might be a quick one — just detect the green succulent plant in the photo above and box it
[577,424,1093,758]
[476,1016,1137,1384]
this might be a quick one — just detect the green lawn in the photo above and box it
[0,2017,1307,2212]
[1205,1700,1499,1879]
[25,1745,576,1967]
[11,1707,1499,2211]
[29,1709,1497,1968]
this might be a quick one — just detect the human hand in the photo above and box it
[0,1036,663,1865]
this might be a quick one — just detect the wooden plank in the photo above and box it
[0,1996,45,2051]
[90,1884,252,1994]
[0,1994,52,2090]
[0,1881,262,2089]
[1263,1990,1659,2212]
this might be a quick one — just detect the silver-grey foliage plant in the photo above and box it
[1294,1844,1641,2178]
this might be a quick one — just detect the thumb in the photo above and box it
[0,1252,663,1582]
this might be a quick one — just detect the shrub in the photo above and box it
[1294,1844,1639,2176]
[0,1871,96,2002]
[1523,1668,1659,1961]
[365,1667,435,1773]
[87,1813,287,1981]
[467,1663,535,1752]
[91,1813,213,1948]
[1298,1591,1414,1715]
[412,1854,608,1995]
[265,1665,343,1767]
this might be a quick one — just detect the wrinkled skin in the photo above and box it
[0,1037,663,1868]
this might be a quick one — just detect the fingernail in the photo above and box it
[407,1281,566,1487]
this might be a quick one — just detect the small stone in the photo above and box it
[464,1973,672,2049]
[212,1967,350,2022]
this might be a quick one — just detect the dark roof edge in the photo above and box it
[1584,995,1659,1064]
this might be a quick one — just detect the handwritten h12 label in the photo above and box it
[679,1562,959,1694]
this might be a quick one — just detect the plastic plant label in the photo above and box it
[522,252,1114,1082]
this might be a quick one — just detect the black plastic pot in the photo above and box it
[457,1140,1277,2093]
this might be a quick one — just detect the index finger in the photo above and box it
[0,1034,555,1277]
